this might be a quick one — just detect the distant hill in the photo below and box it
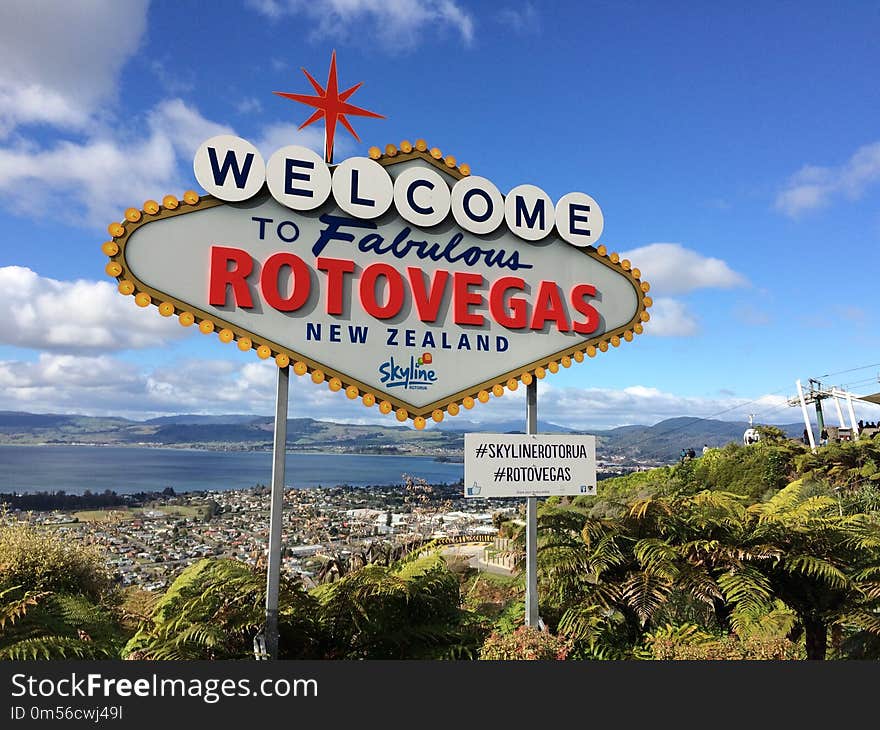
[0,411,132,429]
[587,417,805,462]
[144,414,261,426]
[0,411,460,455]
[0,410,807,464]
[434,418,574,433]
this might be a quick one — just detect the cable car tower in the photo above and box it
[788,377,874,451]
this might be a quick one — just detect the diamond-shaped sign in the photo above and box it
[102,144,651,428]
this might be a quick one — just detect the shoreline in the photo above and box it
[0,444,465,496]
[0,441,463,460]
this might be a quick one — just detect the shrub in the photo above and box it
[313,553,484,659]
[479,625,570,660]
[0,522,128,659]
[124,558,320,660]
[0,522,112,600]
[647,635,803,660]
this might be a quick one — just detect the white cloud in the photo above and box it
[0,99,232,225]
[776,140,880,217]
[0,267,188,353]
[0,349,838,431]
[150,99,233,161]
[0,1,148,135]
[617,243,745,337]
[237,97,264,115]
[248,0,475,47]
[621,243,747,296]
[0,354,344,419]
[643,297,699,337]
[0,354,144,414]
[439,382,804,431]
[253,122,345,162]
[498,3,540,34]
[149,59,196,95]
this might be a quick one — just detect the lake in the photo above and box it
[0,445,463,494]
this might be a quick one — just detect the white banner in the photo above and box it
[464,433,597,498]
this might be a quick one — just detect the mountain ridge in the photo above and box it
[0,410,806,463]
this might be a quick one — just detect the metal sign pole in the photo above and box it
[263,103,331,660]
[525,380,539,627]
[264,364,289,659]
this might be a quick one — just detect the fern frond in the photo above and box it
[632,538,680,581]
[0,586,45,630]
[620,572,673,626]
[785,554,849,589]
[838,609,880,636]
[717,566,773,616]
[0,635,109,660]
[751,480,807,518]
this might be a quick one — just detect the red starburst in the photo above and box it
[273,51,385,163]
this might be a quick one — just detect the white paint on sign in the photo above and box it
[464,433,597,498]
[193,135,266,202]
[331,157,394,219]
[393,165,451,228]
[450,175,505,235]
[504,184,555,241]
[190,135,607,248]
[555,191,604,248]
[265,145,332,211]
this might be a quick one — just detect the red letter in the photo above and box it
[317,257,355,315]
[360,263,405,319]
[489,276,528,329]
[260,253,311,312]
[571,283,599,334]
[408,267,449,323]
[209,246,254,308]
[530,280,570,332]
[453,272,485,326]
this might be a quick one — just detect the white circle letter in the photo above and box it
[193,135,265,202]
[393,166,451,228]
[555,192,604,247]
[331,157,393,219]
[504,184,554,241]
[266,145,331,211]
[450,176,505,235]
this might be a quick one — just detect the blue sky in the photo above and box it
[0,0,878,429]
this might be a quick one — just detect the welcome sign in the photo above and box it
[102,137,651,428]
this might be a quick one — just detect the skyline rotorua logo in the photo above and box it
[378,353,437,390]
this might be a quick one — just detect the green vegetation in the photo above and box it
[0,521,113,597]
[479,625,570,660]
[312,553,483,659]
[2,435,879,660]
[124,559,321,660]
[534,434,880,660]
[126,552,485,660]
[0,522,127,658]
